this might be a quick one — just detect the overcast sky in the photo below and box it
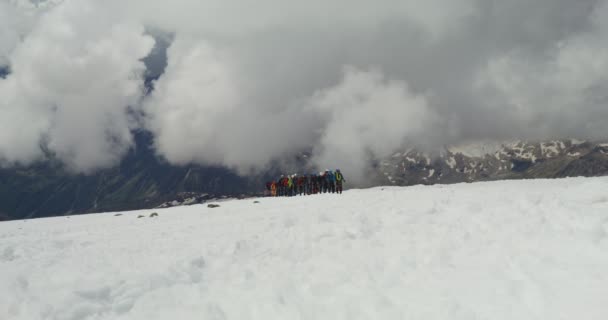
[1,0,608,184]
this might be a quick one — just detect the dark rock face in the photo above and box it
[0,132,252,220]
[378,140,608,186]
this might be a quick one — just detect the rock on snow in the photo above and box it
[2,177,608,319]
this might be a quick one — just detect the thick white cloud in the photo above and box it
[308,67,437,185]
[0,0,63,66]
[144,35,318,174]
[0,2,21,66]
[2,0,608,182]
[0,0,154,171]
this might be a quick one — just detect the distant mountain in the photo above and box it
[3,136,608,221]
[378,140,608,186]
[0,131,256,220]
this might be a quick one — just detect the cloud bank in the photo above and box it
[1,0,608,182]
[0,0,153,171]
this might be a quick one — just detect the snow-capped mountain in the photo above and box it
[380,140,608,185]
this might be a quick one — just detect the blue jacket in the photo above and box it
[328,172,336,183]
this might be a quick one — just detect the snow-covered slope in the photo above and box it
[2,178,608,319]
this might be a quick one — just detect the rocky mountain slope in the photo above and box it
[379,140,608,186]
[0,132,254,220]
[3,137,608,221]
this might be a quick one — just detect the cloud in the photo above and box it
[143,35,318,174]
[307,67,437,185]
[1,0,608,184]
[0,0,64,66]
[0,1,32,67]
[130,0,475,39]
[474,0,608,141]
[0,0,154,171]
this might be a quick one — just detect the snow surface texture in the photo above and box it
[2,178,608,319]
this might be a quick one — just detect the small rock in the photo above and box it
[253,201,260,204]
[137,215,145,218]
[114,214,123,217]
[207,204,220,208]
[150,212,159,218]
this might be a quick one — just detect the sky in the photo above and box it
[1,0,608,184]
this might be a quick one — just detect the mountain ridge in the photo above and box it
[379,139,608,186]
[0,131,253,220]
[2,138,608,220]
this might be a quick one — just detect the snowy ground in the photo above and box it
[2,177,608,319]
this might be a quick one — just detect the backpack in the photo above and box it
[335,172,343,182]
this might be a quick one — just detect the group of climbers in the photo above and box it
[265,170,346,197]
